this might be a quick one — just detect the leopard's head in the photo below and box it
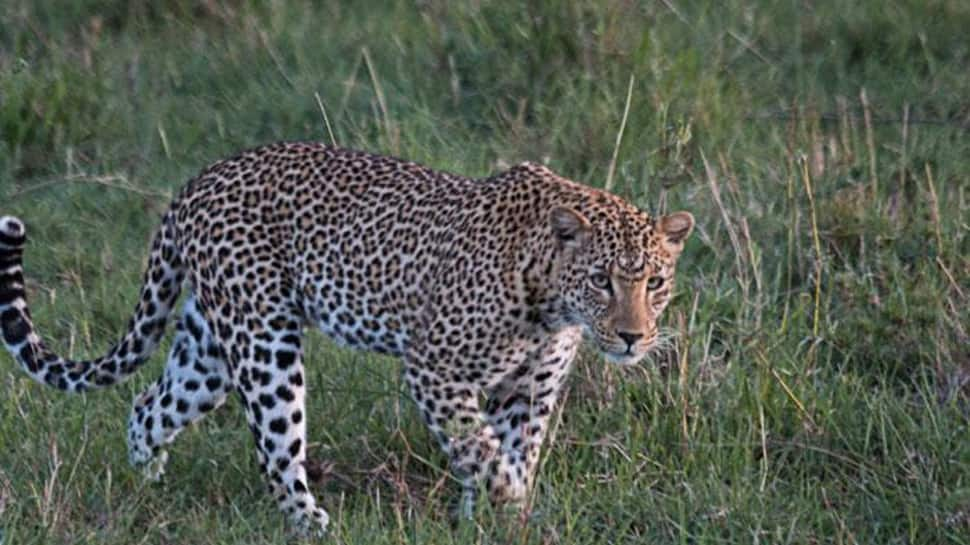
[550,202,694,365]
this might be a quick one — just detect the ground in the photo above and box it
[0,1,968,543]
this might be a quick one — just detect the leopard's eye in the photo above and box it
[589,273,611,290]
[646,276,664,290]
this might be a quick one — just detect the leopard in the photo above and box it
[0,142,694,536]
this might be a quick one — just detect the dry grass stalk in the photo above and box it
[800,158,823,342]
[924,163,944,255]
[899,103,910,191]
[677,311,690,445]
[860,88,878,197]
[362,47,399,155]
[314,91,338,146]
[702,151,749,307]
[605,74,635,192]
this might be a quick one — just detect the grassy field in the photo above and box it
[1,1,968,543]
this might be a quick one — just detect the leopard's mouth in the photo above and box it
[602,349,645,366]
[580,325,655,365]
[597,336,657,366]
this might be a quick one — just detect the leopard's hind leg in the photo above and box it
[127,293,232,479]
[191,286,329,536]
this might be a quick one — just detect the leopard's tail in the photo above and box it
[0,213,184,392]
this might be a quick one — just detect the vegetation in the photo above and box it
[1,1,968,543]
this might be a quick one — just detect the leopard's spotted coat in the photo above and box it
[0,142,694,534]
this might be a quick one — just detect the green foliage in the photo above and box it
[1,1,968,543]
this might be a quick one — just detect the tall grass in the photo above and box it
[1,1,968,543]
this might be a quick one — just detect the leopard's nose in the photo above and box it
[617,331,643,348]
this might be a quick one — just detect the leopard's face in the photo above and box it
[550,205,694,365]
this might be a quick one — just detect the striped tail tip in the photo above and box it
[0,216,26,250]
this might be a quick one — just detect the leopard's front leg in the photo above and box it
[484,328,580,508]
[404,328,580,517]
[403,355,499,517]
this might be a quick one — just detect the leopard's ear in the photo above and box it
[550,206,591,248]
[658,211,694,255]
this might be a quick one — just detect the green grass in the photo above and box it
[1,1,968,543]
